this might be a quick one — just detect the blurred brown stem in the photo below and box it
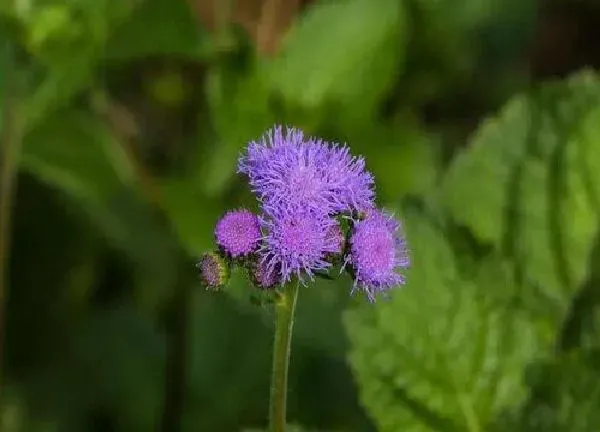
[0,46,24,409]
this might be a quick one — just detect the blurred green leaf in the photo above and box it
[402,0,536,106]
[20,109,179,313]
[160,177,222,256]
[102,192,180,313]
[578,105,600,213]
[443,71,600,304]
[20,108,132,201]
[24,49,97,129]
[23,0,136,129]
[104,0,208,61]
[493,351,600,432]
[61,307,166,431]
[242,424,316,432]
[270,0,407,112]
[352,116,440,201]
[184,293,271,431]
[202,66,276,196]
[344,212,545,432]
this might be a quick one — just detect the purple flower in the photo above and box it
[259,208,339,283]
[215,209,261,258]
[238,126,375,215]
[196,252,230,289]
[346,209,409,301]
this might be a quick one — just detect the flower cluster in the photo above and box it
[197,126,410,301]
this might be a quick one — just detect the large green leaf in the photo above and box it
[492,351,600,432]
[577,104,600,219]
[269,0,407,111]
[344,212,544,432]
[443,71,600,305]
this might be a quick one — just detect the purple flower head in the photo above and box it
[196,252,230,289]
[259,207,339,283]
[238,126,375,215]
[215,209,261,258]
[346,209,409,301]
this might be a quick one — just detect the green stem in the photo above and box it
[268,282,300,432]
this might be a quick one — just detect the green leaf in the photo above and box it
[104,0,208,61]
[578,104,600,216]
[242,425,314,432]
[558,106,600,291]
[20,109,180,313]
[201,67,276,196]
[58,307,166,431]
[160,177,222,256]
[344,213,544,432]
[442,94,533,246]
[184,293,272,431]
[443,71,600,304]
[24,49,97,130]
[23,0,136,128]
[20,108,133,201]
[353,115,440,201]
[269,0,408,111]
[493,351,600,432]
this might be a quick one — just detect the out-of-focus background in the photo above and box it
[1,0,600,431]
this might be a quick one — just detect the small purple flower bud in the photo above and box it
[196,252,230,289]
[249,259,281,289]
[346,209,409,301]
[215,209,261,258]
[259,207,339,283]
[326,222,345,255]
[324,221,346,263]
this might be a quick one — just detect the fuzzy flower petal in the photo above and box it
[215,209,261,257]
[346,209,409,301]
[315,139,375,214]
[238,126,375,215]
[259,207,339,283]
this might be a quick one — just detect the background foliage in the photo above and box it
[1,0,600,431]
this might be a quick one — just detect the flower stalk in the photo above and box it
[268,282,300,432]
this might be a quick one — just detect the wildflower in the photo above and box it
[259,207,339,283]
[215,209,261,258]
[196,252,230,289]
[238,126,375,215]
[346,209,410,301]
